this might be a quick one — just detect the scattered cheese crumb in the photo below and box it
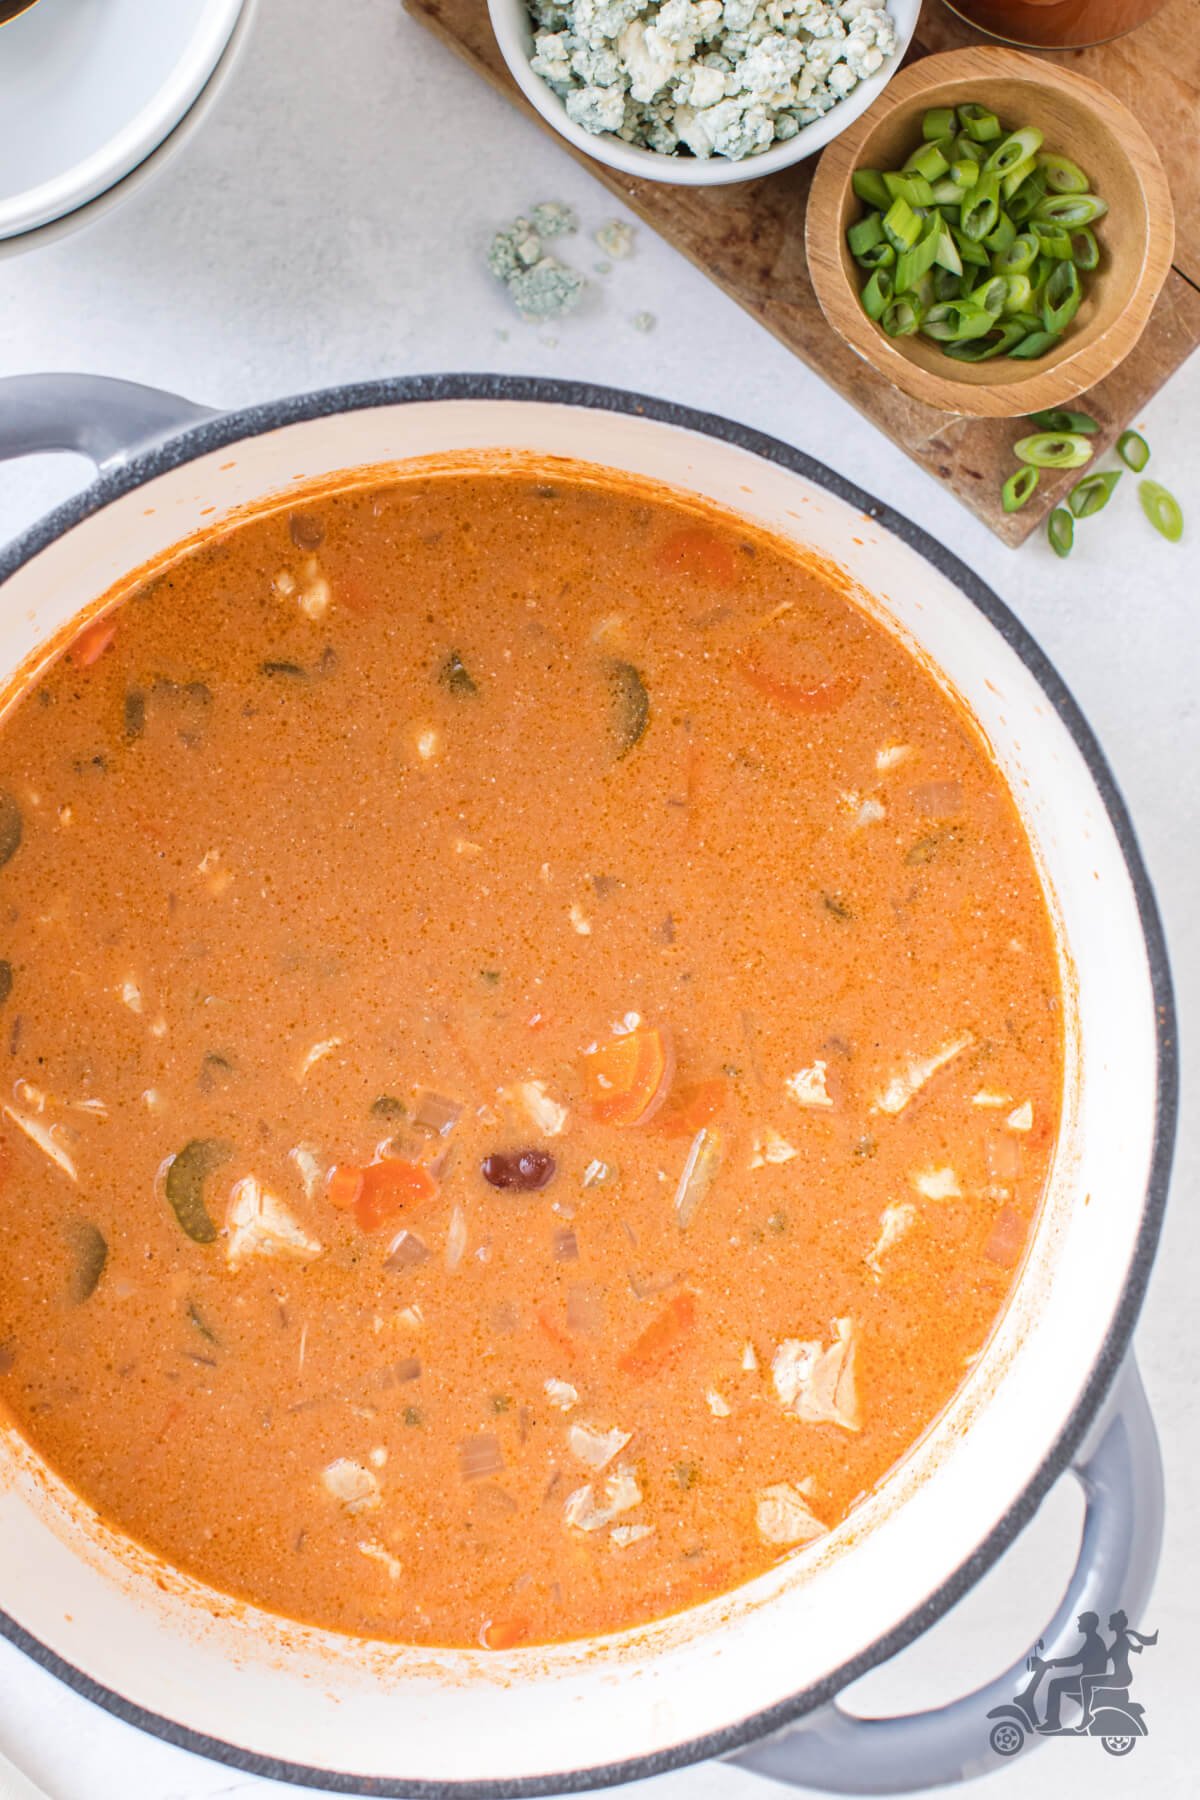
[756,1481,826,1548]
[786,1061,833,1109]
[911,1166,962,1201]
[1005,1100,1034,1133]
[595,219,635,260]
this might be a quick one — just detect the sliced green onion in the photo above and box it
[882,296,924,337]
[1001,156,1038,201]
[1031,222,1075,260]
[960,172,1001,242]
[905,141,950,182]
[1014,431,1094,469]
[1002,466,1039,512]
[1034,193,1109,228]
[923,107,958,141]
[895,221,940,293]
[933,266,964,302]
[1007,310,1042,334]
[959,103,1002,143]
[1116,430,1150,471]
[951,224,991,267]
[1036,152,1090,194]
[1138,479,1184,542]
[930,177,963,206]
[1006,171,1048,223]
[945,321,1028,360]
[921,300,996,342]
[848,213,885,257]
[1001,273,1033,314]
[1047,508,1074,558]
[1069,226,1100,270]
[951,158,980,189]
[1041,260,1082,334]
[973,275,1007,315]
[985,125,1044,176]
[993,231,1038,276]
[1068,469,1122,518]
[933,224,962,275]
[883,171,936,208]
[861,268,894,321]
[1008,328,1061,359]
[882,194,922,251]
[984,211,1016,255]
[856,240,895,271]
[1028,408,1100,435]
[852,169,891,211]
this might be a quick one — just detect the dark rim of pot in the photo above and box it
[0,375,1177,1798]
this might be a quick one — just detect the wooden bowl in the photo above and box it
[805,45,1175,418]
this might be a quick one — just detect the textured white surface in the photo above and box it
[0,0,1195,1796]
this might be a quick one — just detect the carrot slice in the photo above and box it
[580,1026,675,1128]
[536,1307,576,1360]
[325,1164,364,1212]
[618,1291,697,1379]
[354,1159,438,1233]
[655,526,738,587]
[739,660,860,715]
[482,1615,532,1650]
[656,1077,728,1139]
[69,618,117,668]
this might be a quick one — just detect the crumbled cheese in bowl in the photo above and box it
[526,0,899,162]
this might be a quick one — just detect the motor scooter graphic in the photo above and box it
[986,1612,1157,1759]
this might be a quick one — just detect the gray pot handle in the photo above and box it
[0,372,216,472]
[733,1355,1162,1794]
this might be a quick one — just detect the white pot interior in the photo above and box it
[0,397,1161,1787]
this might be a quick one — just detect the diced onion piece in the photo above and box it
[772,1319,860,1432]
[385,1229,431,1270]
[321,1458,382,1515]
[674,1126,725,1231]
[2,1105,78,1182]
[568,1422,632,1470]
[412,1090,463,1136]
[544,1377,579,1412]
[566,1281,604,1336]
[911,780,962,817]
[785,1061,833,1110]
[582,1158,614,1188]
[459,1433,504,1481]
[553,1226,579,1261]
[874,1033,974,1115]
[756,1481,826,1547]
[445,1203,468,1272]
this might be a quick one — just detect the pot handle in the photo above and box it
[0,373,216,472]
[732,1354,1162,1794]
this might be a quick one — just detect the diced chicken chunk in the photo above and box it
[866,1202,916,1278]
[321,1459,381,1515]
[786,1061,833,1110]
[512,1079,569,1136]
[563,1465,642,1533]
[568,1422,632,1470]
[874,1033,974,1115]
[2,1105,78,1182]
[749,1126,798,1167]
[756,1481,826,1547]
[741,1341,759,1372]
[357,1540,402,1579]
[972,1089,1012,1109]
[706,1388,731,1418]
[911,1166,962,1200]
[772,1318,860,1432]
[875,743,913,772]
[545,1377,579,1412]
[1005,1100,1033,1133]
[610,1523,654,1548]
[225,1176,323,1270]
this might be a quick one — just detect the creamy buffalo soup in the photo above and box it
[0,467,1061,1649]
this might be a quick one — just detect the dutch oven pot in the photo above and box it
[0,373,1176,1796]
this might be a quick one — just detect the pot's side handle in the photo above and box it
[732,1355,1162,1795]
[0,373,216,473]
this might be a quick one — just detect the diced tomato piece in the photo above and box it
[656,1077,728,1139]
[482,1615,532,1650]
[618,1291,697,1379]
[325,1164,364,1212]
[536,1307,576,1360]
[655,526,738,587]
[739,659,860,715]
[354,1159,438,1232]
[580,1025,675,1128]
[69,618,118,668]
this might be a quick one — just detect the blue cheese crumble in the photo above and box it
[488,203,587,319]
[528,0,897,161]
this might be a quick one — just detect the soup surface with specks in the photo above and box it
[0,465,1061,1649]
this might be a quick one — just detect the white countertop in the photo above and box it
[0,2,1195,1796]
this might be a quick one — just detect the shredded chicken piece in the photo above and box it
[874,1033,974,1115]
[786,1061,833,1109]
[568,1422,632,1470]
[357,1540,402,1579]
[563,1465,642,1533]
[875,743,913,772]
[511,1079,568,1137]
[297,556,331,621]
[972,1089,1012,1108]
[3,1105,77,1182]
[866,1203,916,1279]
[741,1341,759,1373]
[840,789,887,830]
[295,1037,342,1083]
[772,1318,860,1431]
[119,978,144,1014]
[321,1459,381,1515]
[396,1304,424,1331]
[568,902,592,936]
[610,1523,654,1548]
[289,1143,325,1201]
[225,1176,323,1270]
[545,1378,579,1412]
[911,1166,962,1200]
[706,1388,731,1418]
[1005,1100,1033,1133]
[749,1126,797,1168]
[756,1481,827,1547]
[416,727,439,760]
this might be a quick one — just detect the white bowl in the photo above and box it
[486,0,921,186]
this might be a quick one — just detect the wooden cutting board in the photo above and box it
[404,0,1200,545]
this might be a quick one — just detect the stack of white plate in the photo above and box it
[0,0,254,256]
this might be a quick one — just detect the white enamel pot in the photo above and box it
[0,373,1176,1796]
